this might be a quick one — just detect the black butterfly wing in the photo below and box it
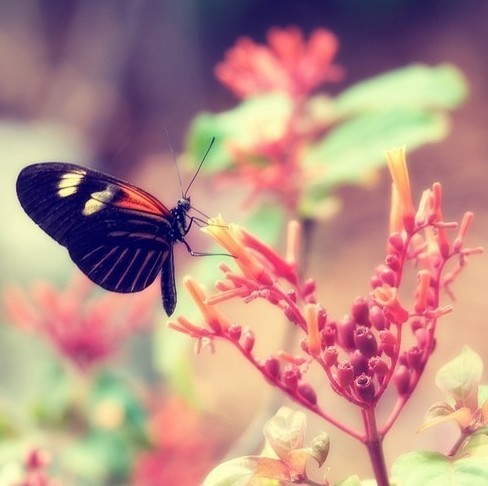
[16,163,172,245]
[67,209,172,293]
[17,163,180,315]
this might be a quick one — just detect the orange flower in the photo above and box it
[385,147,415,233]
[372,284,409,325]
[201,215,273,286]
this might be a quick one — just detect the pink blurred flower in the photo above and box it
[15,448,60,486]
[131,396,223,486]
[3,273,158,372]
[216,27,342,98]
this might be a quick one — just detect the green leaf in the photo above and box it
[263,407,306,460]
[334,64,467,117]
[335,476,365,486]
[307,431,330,467]
[185,93,294,173]
[303,109,448,192]
[202,456,288,486]
[392,448,488,486]
[435,346,483,410]
[244,205,285,246]
[478,385,488,407]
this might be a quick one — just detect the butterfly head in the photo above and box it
[177,197,191,213]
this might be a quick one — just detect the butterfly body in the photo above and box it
[16,162,193,316]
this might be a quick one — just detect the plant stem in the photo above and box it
[362,408,390,486]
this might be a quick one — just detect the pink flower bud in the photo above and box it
[353,326,378,358]
[227,323,242,341]
[242,329,255,353]
[337,361,354,387]
[302,278,316,298]
[351,297,370,326]
[414,328,428,347]
[298,383,317,405]
[380,266,397,287]
[317,305,327,330]
[368,356,389,376]
[369,305,388,330]
[282,366,299,390]
[379,330,397,357]
[394,365,411,395]
[321,323,336,347]
[349,349,369,376]
[323,346,338,367]
[388,232,405,252]
[337,314,356,350]
[370,275,383,288]
[354,373,376,403]
[385,254,401,272]
[286,289,297,302]
[263,357,280,379]
[406,345,423,370]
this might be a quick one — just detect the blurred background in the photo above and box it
[0,0,487,484]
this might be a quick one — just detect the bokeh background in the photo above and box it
[0,0,487,484]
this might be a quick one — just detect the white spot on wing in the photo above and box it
[82,184,117,216]
[57,171,86,198]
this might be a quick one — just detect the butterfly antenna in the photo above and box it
[163,128,185,196]
[184,137,215,199]
[190,205,211,220]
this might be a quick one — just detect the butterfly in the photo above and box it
[16,146,214,316]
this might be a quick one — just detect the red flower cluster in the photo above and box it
[3,273,158,372]
[169,148,481,438]
[216,27,342,98]
[213,27,343,212]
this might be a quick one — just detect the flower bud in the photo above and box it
[302,278,316,298]
[385,254,401,272]
[406,345,423,370]
[282,366,299,390]
[242,329,255,353]
[388,232,405,252]
[227,323,242,341]
[264,357,280,379]
[353,326,378,358]
[394,365,411,395]
[380,266,397,286]
[414,328,428,347]
[321,323,336,347]
[369,305,388,330]
[323,346,338,367]
[349,349,369,376]
[368,356,389,376]
[286,289,297,302]
[337,314,356,350]
[351,297,370,325]
[317,305,327,331]
[298,383,317,404]
[354,374,376,403]
[370,275,383,288]
[337,361,354,387]
[379,330,397,357]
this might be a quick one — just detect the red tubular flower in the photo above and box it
[385,146,416,234]
[305,303,322,357]
[202,215,273,287]
[372,284,409,325]
[215,27,342,98]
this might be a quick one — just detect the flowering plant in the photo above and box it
[1,24,482,486]
[170,147,484,485]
